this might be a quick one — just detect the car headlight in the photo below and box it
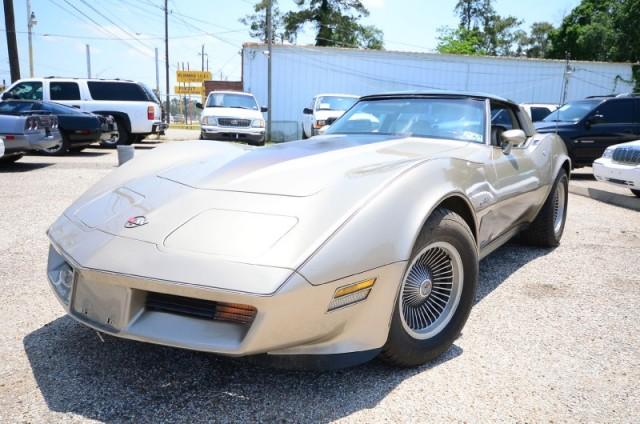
[251,119,265,128]
[602,147,614,159]
[202,116,217,126]
[48,261,74,304]
[313,120,327,129]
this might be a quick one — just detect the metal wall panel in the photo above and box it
[243,45,635,141]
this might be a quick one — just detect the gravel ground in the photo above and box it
[1,146,639,423]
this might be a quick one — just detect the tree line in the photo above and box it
[242,0,640,64]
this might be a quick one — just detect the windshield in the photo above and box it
[317,96,358,111]
[543,100,601,123]
[325,97,486,143]
[206,93,258,110]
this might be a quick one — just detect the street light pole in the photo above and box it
[266,0,273,142]
[3,0,21,82]
[164,0,170,124]
[27,0,36,77]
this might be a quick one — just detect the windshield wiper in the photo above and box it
[227,105,251,109]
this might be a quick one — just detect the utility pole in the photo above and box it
[164,0,170,124]
[560,52,571,105]
[85,44,91,78]
[200,45,205,71]
[3,0,21,82]
[154,47,159,93]
[27,0,36,77]
[266,0,273,142]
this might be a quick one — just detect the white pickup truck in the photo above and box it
[1,77,166,147]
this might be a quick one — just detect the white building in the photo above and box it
[242,43,636,141]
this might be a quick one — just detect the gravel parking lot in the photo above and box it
[1,144,639,423]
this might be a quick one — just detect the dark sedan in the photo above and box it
[0,100,115,155]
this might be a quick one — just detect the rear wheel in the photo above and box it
[520,170,568,247]
[381,208,478,367]
[631,189,640,198]
[41,133,70,156]
[100,118,130,148]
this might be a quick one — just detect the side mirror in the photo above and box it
[1,92,9,100]
[195,102,203,109]
[261,106,268,113]
[500,129,526,154]
[303,107,313,115]
[586,113,604,127]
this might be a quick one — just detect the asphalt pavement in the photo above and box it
[0,145,639,423]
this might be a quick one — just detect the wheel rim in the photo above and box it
[102,121,119,146]
[44,141,64,153]
[399,241,464,340]
[553,180,566,235]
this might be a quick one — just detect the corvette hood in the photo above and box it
[158,134,459,196]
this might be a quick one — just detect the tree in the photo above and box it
[283,0,383,49]
[520,22,555,58]
[240,0,286,43]
[436,27,485,55]
[548,0,617,61]
[441,0,522,56]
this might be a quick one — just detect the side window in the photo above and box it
[50,82,81,101]
[592,100,634,124]
[490,103,520,146]
[87,81,147,101]
[5,81,43,100]
[531,107,552,122]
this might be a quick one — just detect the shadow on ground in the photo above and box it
[0,162,53,172]
[24,243,549,422]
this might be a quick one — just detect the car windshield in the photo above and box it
[206,93,258,110]
[325,97,486,143]
[543,100,601,123]
[317,96,357,111]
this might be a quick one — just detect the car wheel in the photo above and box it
[520,170,568,247]
[0,154,24,164]
[631,189,640,198]
[199,131,205,140]
[380,207,478,367]
[41,133,70,156]
[100,119,130,148]
[302,125,308,139]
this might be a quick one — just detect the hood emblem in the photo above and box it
[125,216,148,228]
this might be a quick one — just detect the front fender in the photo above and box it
[297,157,482,285]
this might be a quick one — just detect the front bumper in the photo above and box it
[593,158,640,189]
[46,230,402,361]
[201,125,265,143]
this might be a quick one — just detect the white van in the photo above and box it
[197,91,267,146]
[1,77,165,146]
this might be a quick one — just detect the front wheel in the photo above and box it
[381,207,478,367]
[520,170,568,247]
[631,189,640,198]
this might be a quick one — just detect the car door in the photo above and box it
[573,98,637,162]
[480,102,546,245]
[48,81,84,110]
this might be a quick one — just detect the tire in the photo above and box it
[199,131,205,140]
[41,133,70,156]
[0,154,24,164]
[100,118,130,148]
[520,170,568,247]
[380,207,478,367]
[631,189,640,198]
[301,125,308,139]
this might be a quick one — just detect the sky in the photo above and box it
[0,0,580,95]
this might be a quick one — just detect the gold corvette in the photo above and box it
[47,92,570,368]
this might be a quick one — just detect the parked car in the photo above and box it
[46,91,569,369]
[196,91,267,146]
[593,140,640,197]
[1,77,166,147]
[0,108,60,163]
[302,93,358,138]
[520,103,558,122]
[535,94,640,168]
[0,100,115,155]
